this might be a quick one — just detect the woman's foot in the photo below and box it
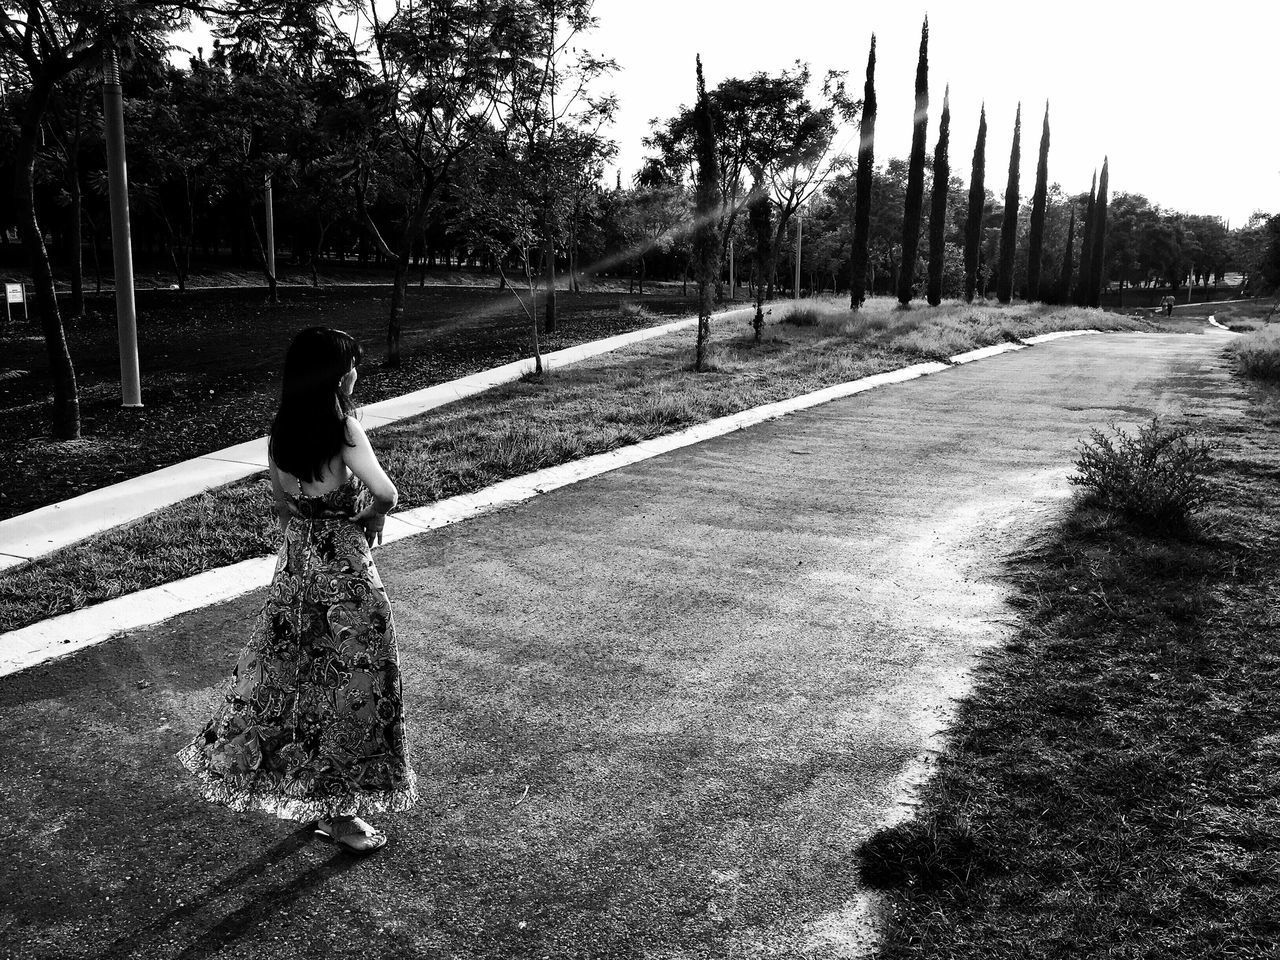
[315,815,386,853]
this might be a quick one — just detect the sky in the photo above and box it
[173,0,1277,225]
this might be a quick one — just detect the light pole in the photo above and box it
[102,45,142,408]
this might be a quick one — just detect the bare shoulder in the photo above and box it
[344,415,371,443]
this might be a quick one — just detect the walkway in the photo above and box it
[0,327,1241,959]
[0,308,751,569]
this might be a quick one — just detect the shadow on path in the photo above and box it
[90,827,362,960]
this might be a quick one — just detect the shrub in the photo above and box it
[618,300,649,320]
[780,303,822,326]
[1229,325,1280,381]
[1070,417,1214,530]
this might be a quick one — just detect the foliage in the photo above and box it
[1070,417,1214,531]
[1229,324,1280,381]
[995,104,1020,304]
[1026,102,1050,301]
[926,85,950,306]
[849,34,876,308]
[897,18,928,306]
[963,105,986,303]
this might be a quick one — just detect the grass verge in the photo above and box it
[0,298,1153,634]
[858,378,1280,956]
[1229,323,1280,380]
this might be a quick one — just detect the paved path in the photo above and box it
[0,307,750,570]
[0,329,1242,959]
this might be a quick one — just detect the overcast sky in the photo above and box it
[174,0,1276,224]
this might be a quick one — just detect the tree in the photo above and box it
[746,169,771,340]
[1026,101,1050,301]
[849,34,875,308]
[897,17,928,306]
[0,0,209,439]
[691,55,720,372]
[1056,205,1075,304]
[1074,171,1096,305]
[963,105,986,302]
[994,104,1021,304]
[926,84,950,306]
[346,0,547,365]
[1087,157,1109,307]
[645,60,848,301]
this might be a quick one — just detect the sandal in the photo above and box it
[314,816,387,853]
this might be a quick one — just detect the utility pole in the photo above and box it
[102,45,141,408]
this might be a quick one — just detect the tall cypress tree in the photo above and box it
[692,54,722,372]
[1088,157,1110,308]
[849,35,877,309]
[963,105,987,302]
[1027,101,1050,301]
[1074,171,1096,306]
[995,103,1021,304]
[926,84,951,306]
[897,18,929,305]
[1056,206,1075,305]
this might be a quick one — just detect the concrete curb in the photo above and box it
[1206,315,1237,333]
[0,327,1110,678]
[0,306,754,570]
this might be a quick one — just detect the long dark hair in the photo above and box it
[269,327,364,483]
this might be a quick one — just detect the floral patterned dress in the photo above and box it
[178,475,418,821]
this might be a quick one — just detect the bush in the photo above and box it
[1070,417,1214,530]
[780,303,822,326]
[1229,324,1280,381]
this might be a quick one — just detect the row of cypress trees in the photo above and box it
[849,20,1112,309]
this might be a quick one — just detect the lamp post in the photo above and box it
[102,45,142,408]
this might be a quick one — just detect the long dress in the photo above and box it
[178,475,418,821]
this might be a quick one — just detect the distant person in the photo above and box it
[179,327,416,853]
[1161,294,1175,317]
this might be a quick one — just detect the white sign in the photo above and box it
[4,283,23,304]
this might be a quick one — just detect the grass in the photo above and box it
[1203,297,1280,332]
[1230,324,1280,380]
[858,381,1280,957]
[0,298,1155,634]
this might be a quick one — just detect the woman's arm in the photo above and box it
[344,417,399,546]
[267,456,297,534]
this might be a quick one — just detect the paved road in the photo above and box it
[0,328,1244,959]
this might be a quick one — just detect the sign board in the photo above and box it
[3,283,25,323]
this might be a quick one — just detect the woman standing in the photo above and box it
[179,327,417,853]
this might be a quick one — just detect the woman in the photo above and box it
[179,327,417,853]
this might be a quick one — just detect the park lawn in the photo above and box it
[1202,297,1278,332]
[0,298,1154,635]
[858,375,1280,956]
[0,284,701,520]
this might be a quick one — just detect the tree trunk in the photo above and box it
[543,227,557,334]
[387,256,408,366]
[15,108,80,439]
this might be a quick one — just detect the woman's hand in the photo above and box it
[352,503,387,548]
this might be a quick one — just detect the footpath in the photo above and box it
[0,325,1240,959]
[0,307,753,569]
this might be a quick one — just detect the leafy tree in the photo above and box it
[995,103,1020,304]
[897,17,928,306]
[926,84,950,306]
[1087,157,1109,307]
[1074,171,1096,305]
[1056,204,1075,304]
[1026,101,1050,301]
[963,104,986,302]
[746,170,771,340]
[691,55,720,372]
[849,34,875,308]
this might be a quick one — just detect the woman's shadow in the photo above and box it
[91,826,364,960]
